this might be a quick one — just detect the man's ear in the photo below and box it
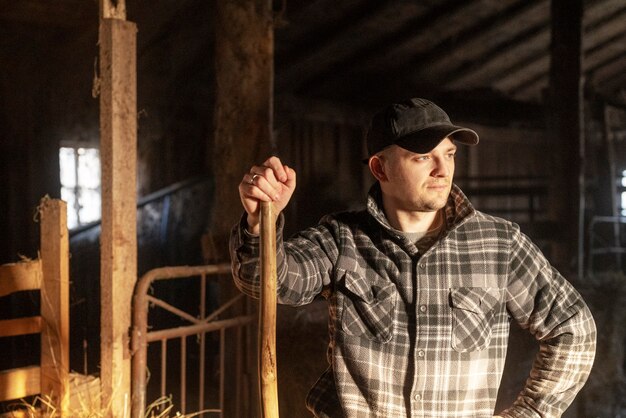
[369,155,387,182]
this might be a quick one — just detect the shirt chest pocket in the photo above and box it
[450,287,502,352]
[338,269,397,343]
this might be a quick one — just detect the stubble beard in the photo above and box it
[415,185,450,212]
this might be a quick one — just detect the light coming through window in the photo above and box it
[59,146,101,229]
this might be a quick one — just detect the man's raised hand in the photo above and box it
[238,156,296,234]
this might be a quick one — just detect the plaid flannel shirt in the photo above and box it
[230,184,596,418]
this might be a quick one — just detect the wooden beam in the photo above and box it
[448,22,548,90]
[586,32,626,74]
[277,0,390,90]
[39,198,70,416]
[396,1,546,88]
[98,14,137,418]
[281,0,475,93]
[425,1,547,82]
[447,0,625,90]
[547,0,584,276]
[0,366,40,400]
[213,1,273,416]
[0,316,42,338]
[509,72,547,101]
[497,7,626,99]
[591,55,626,93]
[0,260,42,298]
[496,54,549,93]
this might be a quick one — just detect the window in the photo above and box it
[59,146,101,229]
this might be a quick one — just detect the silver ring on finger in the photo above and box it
[249,173,260,185]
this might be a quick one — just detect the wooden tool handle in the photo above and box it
[259,201,279,417]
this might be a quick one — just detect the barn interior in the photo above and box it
[1,0,625,416]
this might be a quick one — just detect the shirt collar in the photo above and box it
[366,182,475,234]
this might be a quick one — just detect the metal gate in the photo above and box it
[131,264,255,418]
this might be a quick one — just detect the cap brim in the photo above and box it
[395,125,479,154]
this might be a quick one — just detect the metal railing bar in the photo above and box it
[70,176,211,237]
[236,326,242,418]
[137,177,209,208]
[198,274,206,411]
[200,273,207,414]
[200,272,207,319]
[220,328,226,418]
[147,316,255,343]
[202,294,245,323]
[161,339,167,399]
[199,330,206,414]
[147,295,202,324]
[132,263,245,418]
[138,265,231,293]
[181,336,187,414]
[146,292,243,332]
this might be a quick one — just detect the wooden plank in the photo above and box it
[98,17,137,418]
[0,316,42,338]
[0,366,40,400]
[0,260,42,298]
[39,199,70,415]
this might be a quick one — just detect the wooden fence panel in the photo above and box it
[0,198,69,416]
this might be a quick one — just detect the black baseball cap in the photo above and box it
[366,98,479,157]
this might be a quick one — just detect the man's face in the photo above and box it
[376,137,457,213]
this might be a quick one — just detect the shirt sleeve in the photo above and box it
[229,212,339,306]
[499,224,596,418]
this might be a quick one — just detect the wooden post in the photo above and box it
[213,0,274,246]
[0,261,43,401]
[547,0,584,276]
[100,0,126,20]
[259,202,279,418]
[39,198,70,416]
[214,1,274,416]
[98,0,137,415]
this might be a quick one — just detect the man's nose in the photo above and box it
[432,158,449,177]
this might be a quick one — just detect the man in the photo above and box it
[230,98,596,417]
